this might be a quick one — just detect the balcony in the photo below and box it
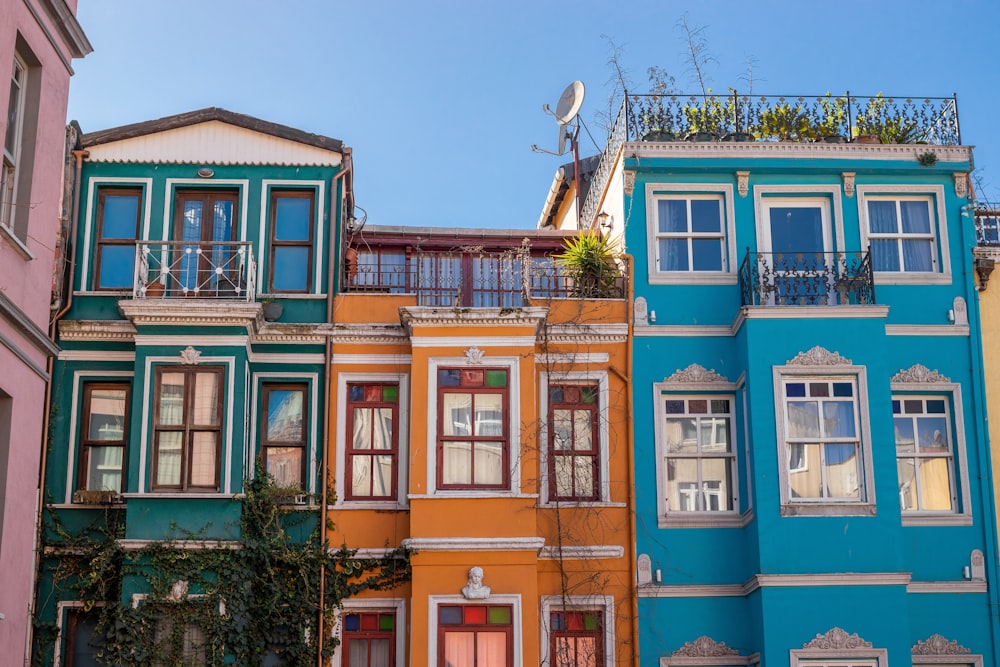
[739,250,875,307]
[132,241,256,301]
[975,202,1000,247]
[344,249,626,305]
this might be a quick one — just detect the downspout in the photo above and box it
[25,147,87,666]
[318,147,352,666]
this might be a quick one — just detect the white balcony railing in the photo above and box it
[133,241,256,301]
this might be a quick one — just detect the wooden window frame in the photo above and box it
[64,608,104,667]
[548,383,600,502]
[94,187,142,290]
[437,604,513,667]
[436,367,510,491]
[342,610,397,667]
[78,381,130,493]
[345,382,399,501]
[549,610,604,667]
[172,189,239,294]
[152,366,224,492]
[260,383,308,490]
[268,189,315,293]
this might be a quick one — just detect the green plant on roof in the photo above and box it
[756,99,814,141]
[854,93,923,144]
[554,232,621,298]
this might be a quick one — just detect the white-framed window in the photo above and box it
[540,595,615,667]
[646,183,737,285]
[857,185,950,284]
[789,629,887,667]
[331,598,406,667]
[539,371,611,505]
[1,52,26,234]
[774,359,875,516]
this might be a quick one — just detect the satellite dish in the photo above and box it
[555,80,585,126]
[557,125,568,155]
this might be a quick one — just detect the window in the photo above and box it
[1,52,26,235]
[346,383,399,500]
[95,189,142,289]
[549,384,599,501]
[782,378,862,503]
[439,605,512,667]
[342,611,396,667]
[173,190,238,294]
[662,397,736,513]
[152,614,207,666]
[269,190,314,292]
[153,367,223,491]
[653,196,725,272]
[79,382,129,493]
[437,368,508,489]
[895,396,956,513]
[867,197,937,272]
[550,610,602,667]
[64,610,105,667]
[262,384,307,489]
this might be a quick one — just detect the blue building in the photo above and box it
[542,92,997,666]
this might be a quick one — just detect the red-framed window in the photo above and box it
[439,605,512,667]
[346,383,399,500]
[152,366,223,491]
[437,368,509,490]
[343,611,396,667]
[261,383,307,489]
[549,384,599,501]
[551,610,603,667]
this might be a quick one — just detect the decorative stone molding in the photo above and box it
[892,363,950,384]
[802,627,872,650]
[58,319,137,341]
[465,345,485,364]
[954,172,968,198]
[953,296,968,326]
[623,170,635,196]
[180,346,202,365]
[328,324,408,346]
[736,171,750,198]
[399,306,548,333]
[912,634,971,655]
[543,324,628,344]
[672,636,739,657]
[461,566,490,599]
[971,549,985,581]
[665,363,729,384]
[786,346,852,366]
[166,580,189,602]
[637,554,652,585]
[634,296,648,325]
[842,172,856,197]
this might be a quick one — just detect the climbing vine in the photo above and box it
[35,470,410,666]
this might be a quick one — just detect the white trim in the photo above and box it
[403,537,545,551]
[856,184,951,283]
[886,324,970,337]
[645,183,738,285]
[754,185,845,254]
[912,655,983,667]
[535,353,610,365]
[635,324,733,337]
[628,141,973,163]
[410,336,537,348]
[330,354,413,366]
[80,177,154,289]
[65,370,135,504]
[334,371,410,509]
[907,581,987,593]
[428,594,523,667]
[427,355,521,495]
[539,595,615,667]
[330,598,406,667]
[134,335,249,347]
[58,350,136,362]
[790,649,886,667]
[639,572,912,598]
[638,584,745,598]
[54,600,107,667]
[259,180,327,295]
[248,352,326,364]
[538,545,624,559]
[0,222,34,258]
[538,370,611,504]
[251,372,319,495]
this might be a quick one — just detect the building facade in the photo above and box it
[551,92,999,666]
[0,0,90,658]
[327,225,636,666]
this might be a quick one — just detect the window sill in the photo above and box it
[0,223,34,260]
[410,492,539,500]
[258,293,327,300]
[658,510,752,528]
[873,272,951,286]
[648,272,738,286]
[902,513,973,527]
[780,503,876,517]
[540,501,627,509]
[334,500,409,510]
[122,492,239,499]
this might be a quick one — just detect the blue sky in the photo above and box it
[68,0,1000,229]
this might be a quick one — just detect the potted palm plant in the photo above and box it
[554,232,622,298]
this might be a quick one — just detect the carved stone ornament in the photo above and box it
[623,170,635,196]
[665,363,728,384]
[842,171,856,198]
[180,346,202,365]
[911,634,971,655]
[802,627,872,650]
[634,296,648,325]
[891,363,950,384]
[464,346,485,365]
[971,549,985,581]
[673,636,739,657]
[786,346,852,367]
[166,579,189,602]
[736,171,750,198]
[953,296,968,326]
[461,566,491,600]
[954,172,968,198]
[636,554,652,585]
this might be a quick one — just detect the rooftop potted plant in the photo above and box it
[756,100,813,141]
[813,93,848,143]
[852,93,923,144]
[554,232,622,299]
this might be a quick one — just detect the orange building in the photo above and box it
[327,225,635,667]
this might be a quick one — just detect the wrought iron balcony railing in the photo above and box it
[345,250,625,305]
[739,249,875,307]
[133,241,257,301]
[975,202,1000,247]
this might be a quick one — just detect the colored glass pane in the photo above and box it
[379,614,394,631]
[485,370,507,387]
[440,607,462,625]
[464,606,487,624]
[361,613,377,630]
[488,606,511,624]
[350,385,364,402]
[581,386,597,404]
[439,369,461,387]
[382,385,398,402]
[550,386,563,403]
[344,614,360,632]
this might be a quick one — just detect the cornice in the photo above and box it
[543,323,628,344]
[255,323,329,344]
[907,580,987,593]
[59,319,136,341]
[399,306,549,334]
[402,537,546,552]
[538,545,625,560]
[118,300,263,329]
[639,572,912,598]
[629,141,973,163]
[0,290,60,356]
[328,324,409,345]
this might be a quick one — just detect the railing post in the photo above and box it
[846,91,853,140]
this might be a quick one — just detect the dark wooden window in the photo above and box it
[346,383,399,500]
[65,609,105,667]
[172,190,239,294]
[549,384,599,501]
[438,605,512,667]
[261,383,307,489]
[95,188,142,289]
[550,610,603,667]
[343,611,395,667]
[152,366,223,491]
[437,368,508,490]
[269,190,314,292]
[79,382,130,493]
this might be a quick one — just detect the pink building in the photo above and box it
[0,0,90,660]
